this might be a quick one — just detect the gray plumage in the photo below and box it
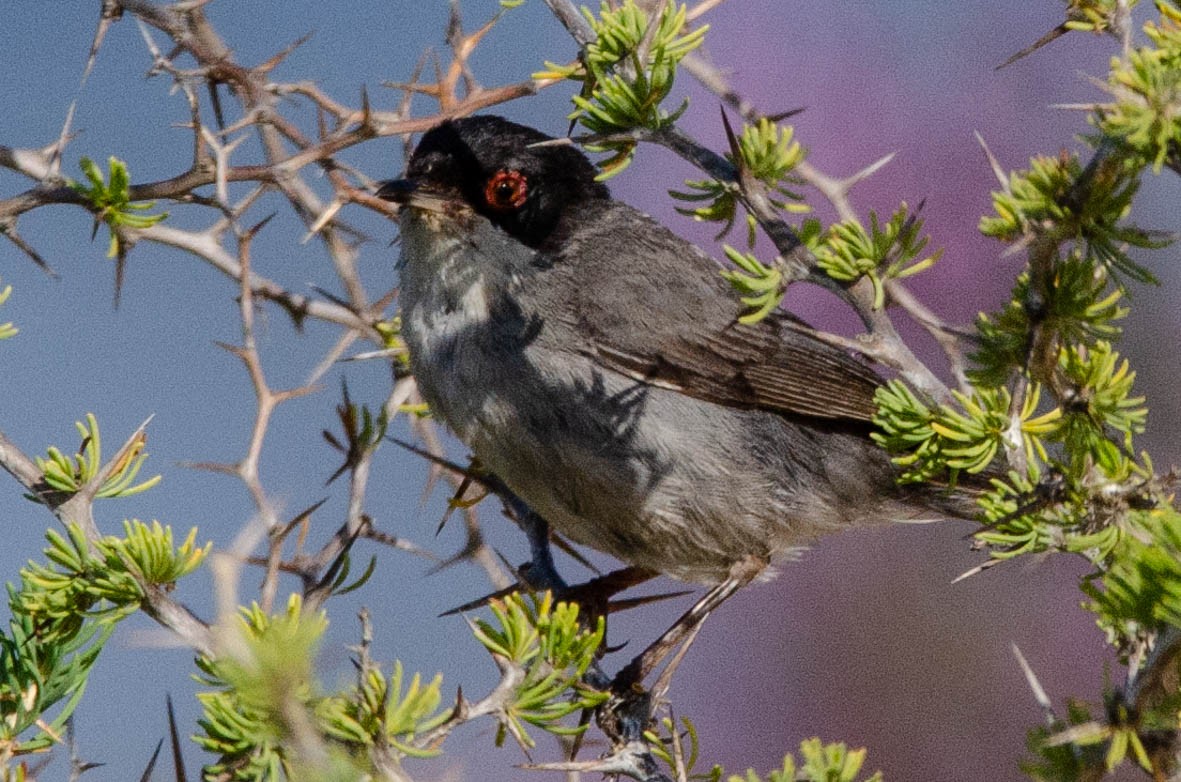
[385,116,969,584]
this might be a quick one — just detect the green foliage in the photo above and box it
[16,523,143,641]
[970,256,1128,388]
[973,468,1133,559]
[538,0,707,176]
[645,716,723,780]
[0,603,112,758]
[0,521,203,759]
[471,591,607,748]
[898,26,1170,572]
[872,380,1060,485]
[1098,2,1181,172]
[1062,0,1143,33]
[1054,341,1146,478]
[1040,697,1156,776]
[1021,700,1107,781]
[69,156,167,259]
[30,413,161,503]
[880,339,1149,561]
[323,383,390,485]
[0,524,120,759]
[328,660,447,757]
[17,521,206,641]
[0,281,16,340]
[718,202,941,323]
[726,739,882,782]
[814,203,942,308]
[979,152,1159,284]
[671,117,808,240]
[718,246,786,324]
[866,17,1181,771]
[196,595,341,781]
[645,727,884,782]
[1084,506,1181,634]
[196,595,447,781]
[106,519,210,585]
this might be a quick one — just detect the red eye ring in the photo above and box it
[484,169,528,211]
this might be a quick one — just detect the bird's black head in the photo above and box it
[378,116,611,249]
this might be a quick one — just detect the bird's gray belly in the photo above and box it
[405,305,902,583]
[396,217,907,583]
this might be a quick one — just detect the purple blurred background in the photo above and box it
[0,2,1177,780]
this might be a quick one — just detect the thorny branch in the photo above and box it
[540,1,1181,779]
[0,2,570,776]
[0,0,539,669]
[0,420,215,655]
[2,0,1177,780]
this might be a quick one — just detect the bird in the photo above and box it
[377,115,974,592]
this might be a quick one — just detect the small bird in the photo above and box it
[379,115,972,589]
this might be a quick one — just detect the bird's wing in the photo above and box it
[589,313,883,423]
[559,202,884,425]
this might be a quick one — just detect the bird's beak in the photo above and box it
[375,178,417,203]
[375,178,454,213]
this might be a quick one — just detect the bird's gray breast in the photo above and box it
[398,211,540,441]
[396,212,682,561]
[394,210,909,584]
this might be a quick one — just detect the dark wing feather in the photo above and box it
[558,201,883,425]
[591,314,882,423]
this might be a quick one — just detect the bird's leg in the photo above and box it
[509,495,662,621]
[496,482,665,606]
[479,473,573,591]
[615,554,767,689]
[440,482,660,617]
[602,554,768,740]
[508,495,570,592]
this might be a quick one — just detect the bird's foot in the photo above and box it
[440,564,660,618]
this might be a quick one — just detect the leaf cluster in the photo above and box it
[326,661,447,757]
[870,10,1181,770]
[1098,1,1181,172]
[718,200,943,322]
[69,156,168,260]
[1055,341,1146,477]
[971,256,1128,387]
[471,591,608,748]
[322,384,390,485]
[813,204,942,308]
[17,521,207,641]
[671,118,808,241]
[873,381,1059,485]
[1085,506,1181,637]
[1064,0,1144,33]
[979,152,1159,284]
[1021,700,1110,781]
[884,67,1168,564]
[30,413,161,503]
[538,0,707,176]
[958,152,1159,559]
[726,739,882,782]
[646,720,882,782]
[0,520,204,761]
[718,246,786,324]
[880,339,1150,562]
[197,596,338,781]
[195,595,448,781]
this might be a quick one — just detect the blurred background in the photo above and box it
[0,2,1177,780]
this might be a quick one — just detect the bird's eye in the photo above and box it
[483,169,528,211]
